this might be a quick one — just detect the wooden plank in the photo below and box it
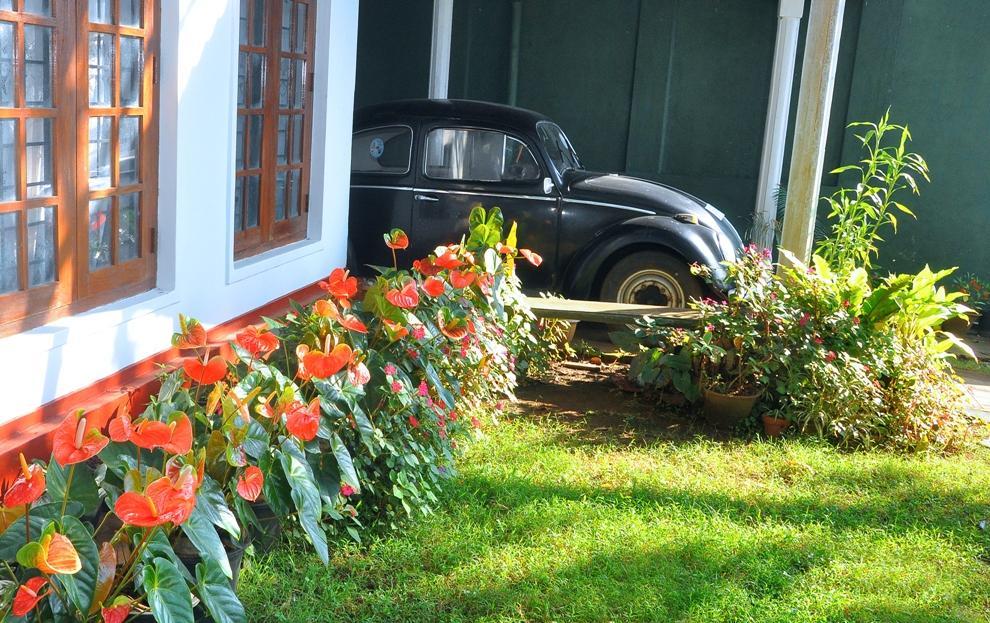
[526,296,700,327]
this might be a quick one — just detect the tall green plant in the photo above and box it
[815,111,930,270]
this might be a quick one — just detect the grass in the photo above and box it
[239,414,990,622]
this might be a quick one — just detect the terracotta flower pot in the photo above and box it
[761,414,790,438]
[702,389,760,429]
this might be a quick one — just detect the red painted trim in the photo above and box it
[0,281,325,481]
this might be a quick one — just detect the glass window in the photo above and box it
[537,121,582,176]
[351,127,413,175]
[424,128,541,182]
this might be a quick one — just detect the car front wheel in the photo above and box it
[599,250,702,308]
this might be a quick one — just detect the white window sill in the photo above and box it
[228,237,326,284]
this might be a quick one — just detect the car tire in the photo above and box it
[599,250,702,308]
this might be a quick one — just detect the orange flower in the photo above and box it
[319,268,358,307]
[182,356,227,385]
[413,257,441,277]
[12,577,48,616]
[339,314,368,334]
[314,299,339,318]
[449,270,475,289]
[302,343,353,379]
[4,454,45,507]
[438,311,470,340]
[236,466,264,502]
[114,467,198,527]
[285,399,321,441]
[171,314,207,350]
[34,531,82,575]
[519,248,543,267]
[384,228,409,250]
[236,326,280,359]
[110,412,192,455]
[422,276,445,297]
[382,319,409,341]
[52,411,109,467]
[385,280,420,309]
[433,246,462,270]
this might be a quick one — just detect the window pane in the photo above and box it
[119,115,140,186]
[277,115,288,165]
[24,25,52,108]
[351,127,413,174]
[281,0,292,52]
[0,22,15,108]
[89,0,112,23]
[118,192,139,261]
[237,52,247,108]
[88,198,111,270]
[88,116,112,190]
[120,0,142,27]
[292,60,305,108]
[89,33,115,107]
[120,36,143,107]
[294,3,307,53]
[424,128,539,182]
[23,0,50,16]
[248,114,262,169]
[235,115,245,170]
[238,0,248,45]
[251,0,265,46]
[245,175,260,228]
[291,114,303,163]
[234,177,243,231]
[278,58,291,108]
[26,205,54,287]
[275,170,286,220]
[0,118,16,201]
[0,1,11,10]
[0,211,18,294]
[249,52,264,108]
[287,169,299,218]
[26,118,53,198]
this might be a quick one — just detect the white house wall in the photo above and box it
[0,0,359,423]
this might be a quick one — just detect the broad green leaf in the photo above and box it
[144,557,194,623]
[179,504,232,579]
[196,476,241,541]
[47,460,101,517]
[278,443,328,564]
[330,433,360,494]
[260,452,294,519]
[196,558,246,623]
[59,516,99,616]
[0,503,63,559]
[90,541,116,614]
[306,451,341,506]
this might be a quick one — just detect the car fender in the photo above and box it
[561,216,727,299]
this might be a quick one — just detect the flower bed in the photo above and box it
[0,207,545,621]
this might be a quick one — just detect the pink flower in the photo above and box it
[799,313,811,327]
[406,348,419,359]
[824,351,837,363]
[842,300,850,308]
[412,325,426,340]
[448,410,458,421]
[391,380,402,393]
[495,401,505,411]
[340,483,355,497]
[409,415,420,428]
[705,324,715,333]
[853,317,861,325]
[384,363,397,376]
[813,336,823,345]
[418,381,429,397]
[471,416,481,429]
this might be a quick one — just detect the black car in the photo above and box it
[348,99,743,307]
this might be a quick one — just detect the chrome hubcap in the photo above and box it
[616,269,685,307]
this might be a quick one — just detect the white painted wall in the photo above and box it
[0,0,359,422]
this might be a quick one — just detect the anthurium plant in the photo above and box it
[0,206,546,621]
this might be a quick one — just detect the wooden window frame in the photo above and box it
[233,0,315,260]
[0,0,159,337]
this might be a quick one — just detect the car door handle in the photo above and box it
[414,194,439,202]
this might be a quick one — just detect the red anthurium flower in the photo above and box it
[285,399,321,442]
[319,268,358,307]
[339,313,368,333]
[102,603,131,623]
[161,413,193,455]
[52,411,109,467]
[314,298,339,319]
[107,411,133,443]
[35,531,82,575]
[236,466,264,502]
[519,248,543,267]
[385,280,420,309]
[118,413,193,455]
[114,467,199,527]
[4,454,45,507]
[182,356,227,385]
[433,246,462,270]
[12,577,48,616]
[384,228,409,250]
[496,242,516,256]
[382,319,409,341]
[449,270,475,289]
[236,326,280,360]
[413,257,442,276]
[339,483,355,497]
[171,314,207,350]
[348,362,370,387]
[422,276,445,297]
[302,343,353,379]
[438,311,471,340]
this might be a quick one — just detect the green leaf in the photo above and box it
[196,476,241,541]
[58,516,99,616]
[278,443,328,564]
[330,433,360,494]
[16,541,41,568]
[306,451,341,506]
[47,460,101,517]
[180,504,232,579]
[196,558,246,623]
[144,557,194,623]
[260,451,294,519]
[0,503,62,559]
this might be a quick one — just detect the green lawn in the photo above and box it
[239,412,990,622]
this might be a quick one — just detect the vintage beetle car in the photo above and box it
[348,99,743,306]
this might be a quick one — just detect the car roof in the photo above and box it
[353,99,553,134]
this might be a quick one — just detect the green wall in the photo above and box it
[354,0,990,279]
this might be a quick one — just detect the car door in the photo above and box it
[349,124,416,273]
[412,124,558,291]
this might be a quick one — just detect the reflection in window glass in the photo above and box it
[233,177,243,231]
[236,115,245,170]
[293,60,305,108]
[89,0,113,23]
[27,206,55,287]
[26,118,53,198]
[279,59,291,108]
[281,0,292,52]
[238,0,248,45]
[245,175,260,228]
[351,127,413,174]
[0,211,18,293]
[88,198,112,270]
[249,52,265,108]
[291,114,303,163]
[295,3,307,52]
[0,118,16,201]
[237,52,247,107]
[119,115,140,186]
[275,171,286,220]
[120,36,143,107]
[24,25,52,108]
[89,33,115,107]
[88,116,112,190]
[424,128,541,182]
[251,0,266,45]
[0,22,15,107]
[118,192,139,261]
[287,169,299,217]
[120,0,142,27]
[23,0,50,16]
[248,114,263,169]
[0,0,11,10]
[277,115,288,165]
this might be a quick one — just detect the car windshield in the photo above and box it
[537,121,582,176]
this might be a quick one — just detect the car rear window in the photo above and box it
[351,126,413,174]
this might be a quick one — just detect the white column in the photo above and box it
[428,0,454,99]
[779,0,845,265]
[752,0,804,248]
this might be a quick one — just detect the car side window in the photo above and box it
[351,126,413,174]
[424,128,541,183]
